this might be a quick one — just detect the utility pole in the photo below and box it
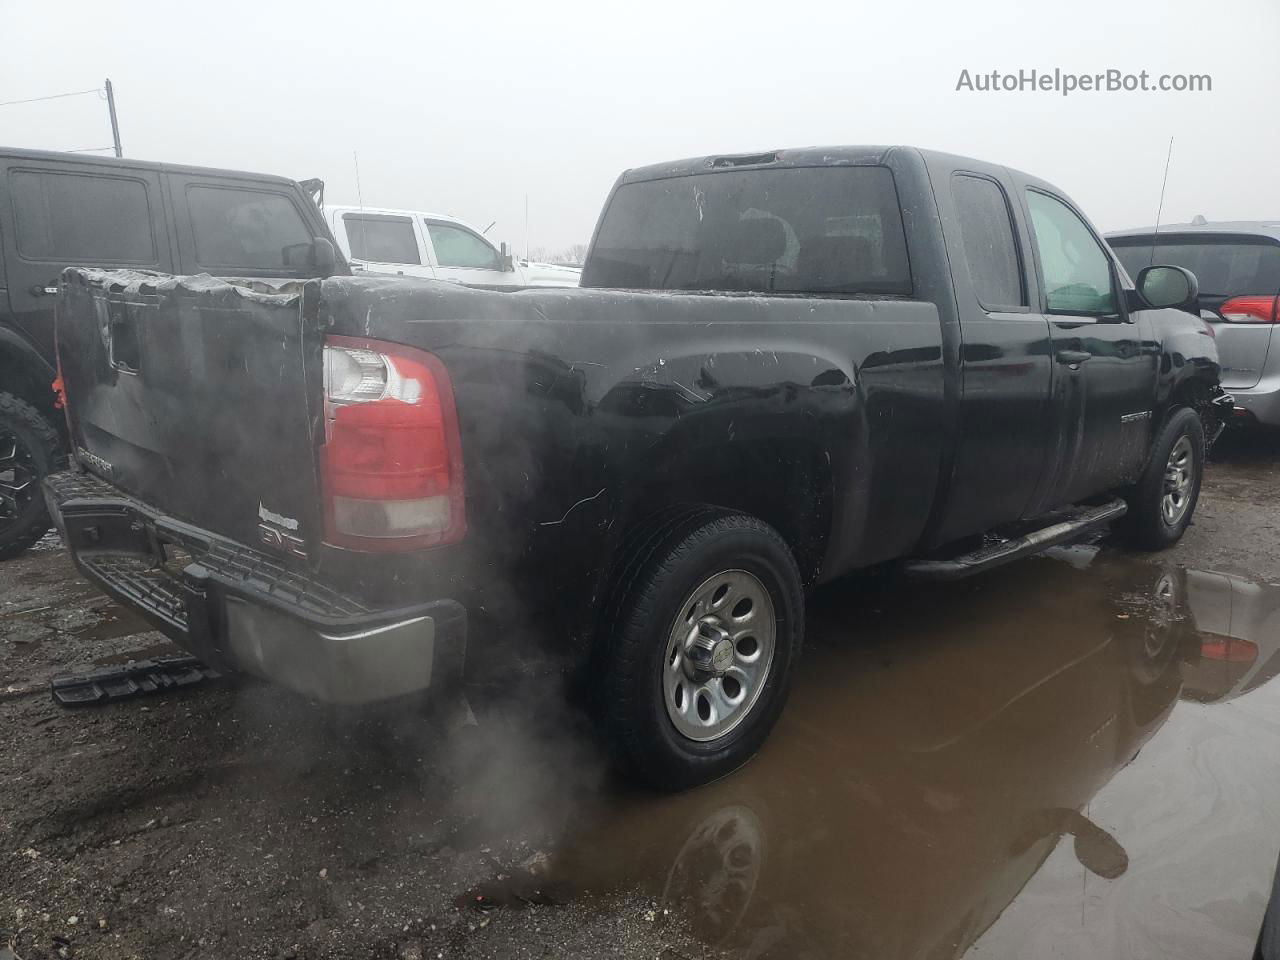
[105,78,122,158]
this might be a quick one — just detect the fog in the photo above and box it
[2,0,1277,255]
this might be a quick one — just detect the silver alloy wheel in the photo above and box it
[1161,436,1195,526]
[663,569,776,743]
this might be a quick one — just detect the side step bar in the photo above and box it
[904,498,1129,581]
[51,656,222,707]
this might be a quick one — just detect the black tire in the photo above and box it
[599,510,804,790]
[0,392,63,560]
[1126,407,1204,551]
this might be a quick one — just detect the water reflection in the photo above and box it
[1181,568,1280,703]
[541,549,1280,958]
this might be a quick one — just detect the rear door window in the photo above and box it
[185,185,312,270]
[1025,190,1117,315]
[424,222,501,270]
[10,169,156,263]
[1110,238,1280,298]
[952,174,1025,310]
[582,165,912,296]
[343,214,421,264]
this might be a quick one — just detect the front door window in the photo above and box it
[1026,191,1116,315]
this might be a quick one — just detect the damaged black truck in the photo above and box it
[46,146,1228,788]
[0,147,345,558]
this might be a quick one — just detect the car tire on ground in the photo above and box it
[0,392,63,560]
[599,509,803,790]
[1125,406,1205,551]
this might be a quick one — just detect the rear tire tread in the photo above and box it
[598,509,803,790]
[0,392,63,560]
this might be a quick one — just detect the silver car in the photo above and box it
[1108,220,1280,426]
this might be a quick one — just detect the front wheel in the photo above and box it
[1125,407,1205,551]
[599,511,804,790]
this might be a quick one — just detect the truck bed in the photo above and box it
[55,268,947,622]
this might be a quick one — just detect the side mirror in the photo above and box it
[499,241,515,273]
[311,237,337,277]
[1136,264,1198,312]
[282,237,338,278]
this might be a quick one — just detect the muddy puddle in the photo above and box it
[472,545,1280,957]
[77,603,155,646]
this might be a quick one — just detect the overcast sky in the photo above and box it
[2,0,1277,255]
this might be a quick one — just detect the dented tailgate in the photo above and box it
[55,268,325,555]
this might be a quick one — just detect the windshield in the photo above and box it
[582,165,912,296]
[1110,236,1280,298]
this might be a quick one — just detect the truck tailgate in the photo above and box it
[55,269,324,553]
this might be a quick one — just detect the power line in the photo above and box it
[0,87,102,109]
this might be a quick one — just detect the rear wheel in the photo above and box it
[1125,407,1204,551]
[599,510,803,790]
[0,392,62,560]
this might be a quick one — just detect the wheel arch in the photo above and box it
[1167,372,1221,449]
[618,434,834,589]
[0,326,61,429]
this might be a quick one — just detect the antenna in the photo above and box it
[353,150,368,264]
[105,78,122,157]
[1148,137,1175,266]
[524,193,530,262]
[482,220,496,235]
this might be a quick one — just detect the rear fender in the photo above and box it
[596,342,854,585]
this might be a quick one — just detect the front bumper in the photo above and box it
[43,470,466,705]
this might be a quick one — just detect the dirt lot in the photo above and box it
[4,431,1280,960]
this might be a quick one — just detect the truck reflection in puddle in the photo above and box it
[514,547,1280,958]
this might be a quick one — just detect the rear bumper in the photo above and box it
[1229,380,1280,426]
[43,470,466,705]
[1222,353,1280,426]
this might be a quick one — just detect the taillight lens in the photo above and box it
[1200,635,1258,663]
[320,336,465,551]
[1219,296,1279,324]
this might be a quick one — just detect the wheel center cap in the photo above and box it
[709,637,734,674]
[686,619,735,678]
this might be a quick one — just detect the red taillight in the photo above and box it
[320,336,465,551]
[1219,296,1279,324]
[1200,635,1258,663]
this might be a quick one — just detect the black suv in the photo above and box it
[0,148,346,558]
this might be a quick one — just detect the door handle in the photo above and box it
[29,282,58,297]
[1056,350,1092,365]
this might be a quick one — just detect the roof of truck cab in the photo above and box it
[615,145,1046,187]
[0,145,304,187]
[617,146,897,183]
[327,205,477,226]
[1107,221,1280,241]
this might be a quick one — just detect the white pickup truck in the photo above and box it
[325,204,580,287]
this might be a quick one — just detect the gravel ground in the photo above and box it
[2,429,1278,960]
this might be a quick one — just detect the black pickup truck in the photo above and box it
[0,147,344,559]
[46,146,1228,788]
